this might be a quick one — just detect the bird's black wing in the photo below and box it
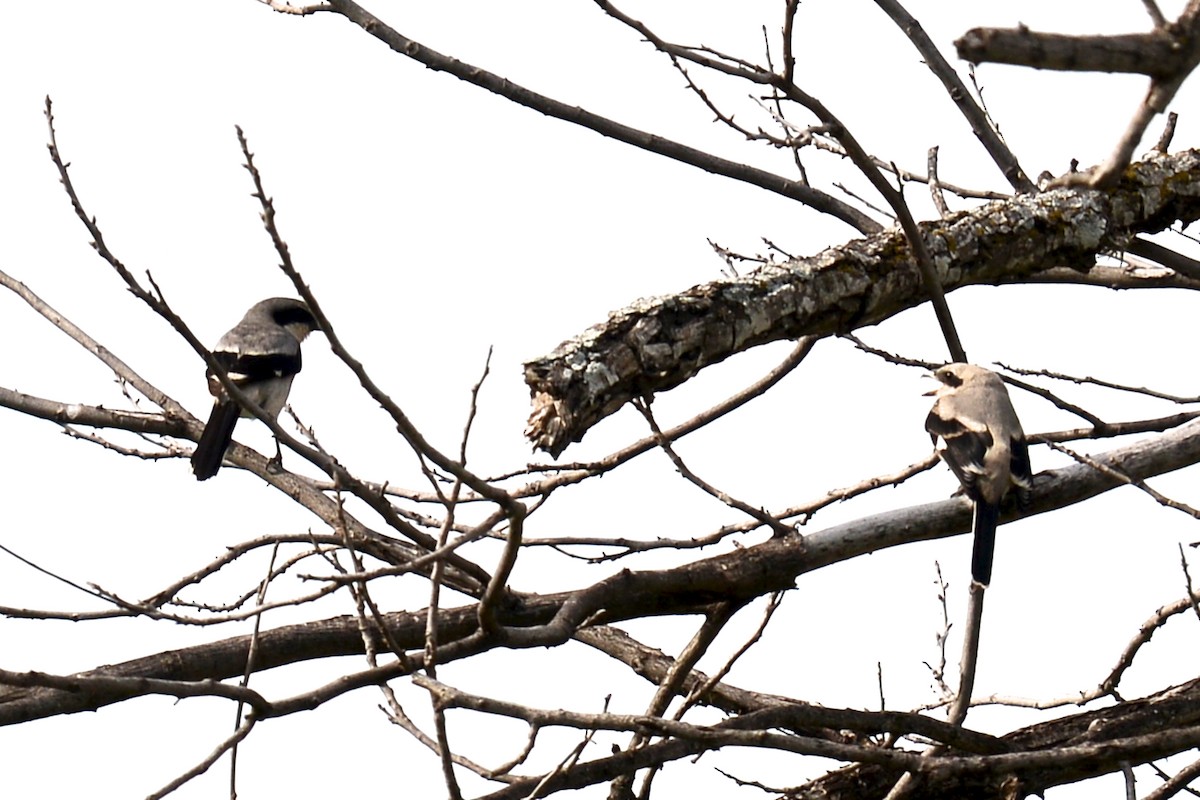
[925,409,992,502]
[926,411,1000,583]
[195,340,303,481]
[210,348,302,388]
[1010,434,1033,510]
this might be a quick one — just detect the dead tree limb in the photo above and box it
[789,676,1200,799]
[525,149,1200,456]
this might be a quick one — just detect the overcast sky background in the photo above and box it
[2,2,1199,798]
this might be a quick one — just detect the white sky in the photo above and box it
[1,1,1199,798]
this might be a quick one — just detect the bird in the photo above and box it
[924,363,1032,585]
[191,297,321,481]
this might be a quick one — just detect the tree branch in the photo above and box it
[322,0,880,235]
[525,149,1200,455]
[4,417,1200,725]
[956,28,1187,77]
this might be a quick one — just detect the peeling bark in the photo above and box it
[524,150,1200,456]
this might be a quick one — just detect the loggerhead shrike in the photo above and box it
[924,363,1032,585]
[191,297,321,481]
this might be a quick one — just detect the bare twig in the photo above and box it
[680,593,784,713]
[148,718,256,800]
[926,562,954,700]
[326,0,880,234]
[1048,441,1200,519]
[874,0,1034,193]
[927,146,951,218]
[1144,0,1169,29]
[948,582,987,726]
[1144,754,1200,800]
[233,126,495,590]
[1102,591,1200,697]
[620,602,743,799]
[1155,111,1179,152]
[997,362,1200,405]
[229,542,281,795]
[633,398,793,537]
[0,269,187,420]
[1179,544,1200,624]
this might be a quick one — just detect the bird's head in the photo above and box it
[923,362,994,396]
[258,297,321,342]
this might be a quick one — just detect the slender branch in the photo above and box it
[148,717,256,799]
[1144,0,1170,29]
[0,269,188,420]
[324,0,880,234]
[634,398,791,536]
[1049,441,1200,519]
[0,666,271,711]
[949,582,986,726]
[229,543,281,795]
[874,0,1034,193]
[998,362,1200,404]
[927,146,951,218]
[1144,754,1200,800]
[615,602,742,799]
[231,127,495,588]
[507,337,815,492]
[884,582,987,799]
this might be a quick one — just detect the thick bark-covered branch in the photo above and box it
[4,417,1198,725]
[791,676,1200,799]
[468,677,1200,800]
[956,5,1200,189]
[525,149,1200,456]
[955,28,1187,77]
[576,626,1005,752]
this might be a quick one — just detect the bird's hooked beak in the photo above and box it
[921,372,940,396]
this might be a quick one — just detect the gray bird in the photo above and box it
[924,363,1032,585]
[191,298,321,481]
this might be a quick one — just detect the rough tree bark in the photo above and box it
[525,150,1200,456]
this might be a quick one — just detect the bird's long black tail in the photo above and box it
[971,502,1000,585]
[191,401,240,481]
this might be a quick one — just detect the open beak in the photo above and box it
[921,373,939,396]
